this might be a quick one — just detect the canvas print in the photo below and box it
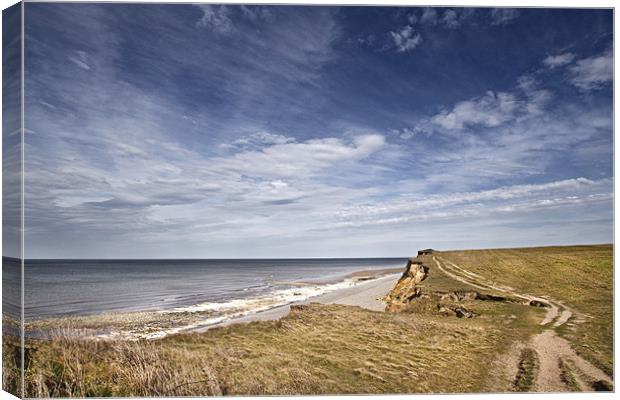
[1,2,614,397]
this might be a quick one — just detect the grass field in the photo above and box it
[10,301,542,397]
[440,244,613,376]
[3,244,613,396]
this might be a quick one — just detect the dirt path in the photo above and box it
[531,330,610,391]
[432,256,612,392]
[432,257,560,325]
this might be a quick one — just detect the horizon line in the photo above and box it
[4,242,613,261]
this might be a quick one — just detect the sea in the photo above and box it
[18,258,407,320]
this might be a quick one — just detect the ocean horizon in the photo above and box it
[15,257,407,320]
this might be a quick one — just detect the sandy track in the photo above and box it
[432,256,612,392]
[432,258,561,326]
[532,330,610,391]
[553,309,573,328]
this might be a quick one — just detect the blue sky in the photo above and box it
[22,4,613,258]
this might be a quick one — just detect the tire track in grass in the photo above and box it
[432,256,612,392]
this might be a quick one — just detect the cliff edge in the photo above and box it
[383,257,429,312]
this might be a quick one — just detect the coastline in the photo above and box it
[194,272,401,332]
[24,266,403,341]
[12,246,613,396]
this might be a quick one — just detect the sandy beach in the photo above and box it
[24,266,404,341]
[196,272,401,332]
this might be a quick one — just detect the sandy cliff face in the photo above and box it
[383,258,429,312]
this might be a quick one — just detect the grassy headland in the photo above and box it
[440,244,613,376]
[4,244,613,396]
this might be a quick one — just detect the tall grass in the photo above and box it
[20,334,222,397]
[14,299,543,396]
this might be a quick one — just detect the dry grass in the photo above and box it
[440,244,613,376]
[15,258,546,396]
[15,302,540,396]
[22,338,222,397]
[17,303,511,396]
[8,244,610,396]
[2,335,22,397]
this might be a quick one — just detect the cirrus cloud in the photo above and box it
[569,49,613,91]
[390,25,422,52]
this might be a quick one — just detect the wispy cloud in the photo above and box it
[239,5,274,22]
[67,50,91,70]
[543,52,575,68]
[22,4,612,257]
[386,7,514,53]
[441,9,460,29]
[214,134,386,179]
[405,7,508,31]
[490,8,520,25]
[398,56,609,192]
[430,91,520,131]
[390,25,422,52]
[328,178,611,229]
[406,7,476,30]
[413,72,554,136]
[569,49,613,91]
[229,132,296,148]
[419,8,438,25]
[195,5,233,33]
[195,4,275,33]
[392,128,416,140]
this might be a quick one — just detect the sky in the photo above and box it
[2,3,22,258]
[20,4,613,258]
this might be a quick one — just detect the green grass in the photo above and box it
[558,358,581,391]
[440,244,613,376]
[514,348,539,392]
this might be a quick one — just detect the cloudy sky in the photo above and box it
[22,4,612,258]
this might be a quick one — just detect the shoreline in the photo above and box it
[193,272,401,333]
[269,266,403,286]
[23,266,403,341]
